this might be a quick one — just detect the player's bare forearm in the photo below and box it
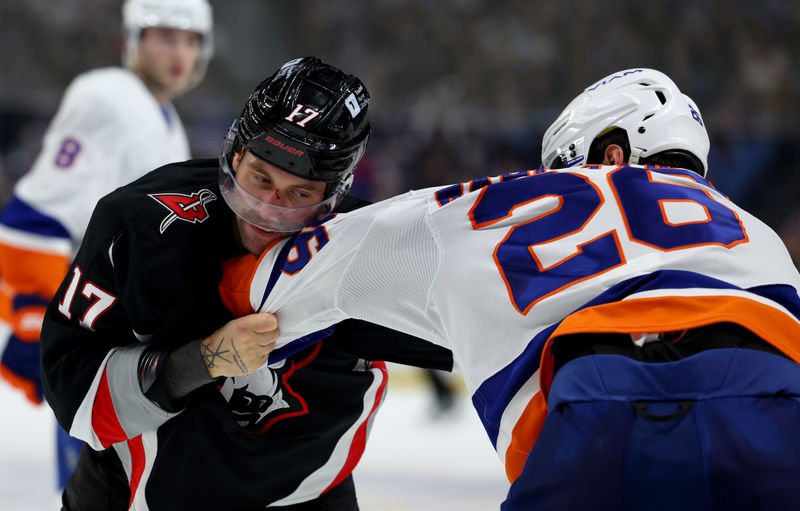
[200,313,279,378]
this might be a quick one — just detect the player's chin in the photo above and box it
[154,71,190,96]
[170,70,191,88]
[240,221,282,255]
[166,76,190,95]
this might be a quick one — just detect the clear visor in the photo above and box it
[218,124,337,234]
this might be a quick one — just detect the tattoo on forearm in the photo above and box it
[230,339,249,373]
[201,338,231,369]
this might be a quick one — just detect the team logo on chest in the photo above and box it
[149,189,217,234]
[219,343,322,435]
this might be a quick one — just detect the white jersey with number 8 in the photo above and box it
[11,67,189,248]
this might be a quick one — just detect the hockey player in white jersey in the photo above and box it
[223,68,800,510]
[0,0,212,489]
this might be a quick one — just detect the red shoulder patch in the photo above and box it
[149,189,217,234]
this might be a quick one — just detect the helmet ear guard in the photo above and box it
[638,149,706,175]
[541,68,710,177]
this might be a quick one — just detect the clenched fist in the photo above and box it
[200,313,279,378]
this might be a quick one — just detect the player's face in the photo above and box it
[135,27,202,99]
[232,150,327,255]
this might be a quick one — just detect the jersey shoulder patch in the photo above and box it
[149,189,217,234]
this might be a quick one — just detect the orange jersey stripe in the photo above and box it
[219,254,259,317]
[219,238,284,317]
[0,280,13,324]
[0,243,69,298]
[504,391,547,483]
[504,293,800,483]
[539,293,800,397]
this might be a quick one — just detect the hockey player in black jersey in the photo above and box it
[40,57,453,510]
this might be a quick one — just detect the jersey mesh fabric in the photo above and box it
[337,201,446,346]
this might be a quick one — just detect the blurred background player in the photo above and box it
[0,0,213,490]
[422,368,457,418]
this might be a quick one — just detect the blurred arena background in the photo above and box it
[3,1,800,230]
[1,1,799,509]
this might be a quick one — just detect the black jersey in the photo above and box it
[41,159,452,510]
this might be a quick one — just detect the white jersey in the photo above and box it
[8,67,189,249]
[241,165,800,480]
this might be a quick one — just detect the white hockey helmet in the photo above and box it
[122,0,214,90]
[541,68,710,176]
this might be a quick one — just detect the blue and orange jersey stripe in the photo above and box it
[472,269,800,483]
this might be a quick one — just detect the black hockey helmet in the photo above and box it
[219,57,371,233]
[238,57,369,195]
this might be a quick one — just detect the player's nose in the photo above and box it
[260,188,289,207]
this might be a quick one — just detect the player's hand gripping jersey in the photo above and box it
[41,160,452,509]
[237,164,800,481]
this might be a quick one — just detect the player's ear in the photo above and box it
[603,144,627,166]
[232,147,245,171]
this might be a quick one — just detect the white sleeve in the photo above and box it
[253,193,447,356]
[13,69,187,243]
[14,80,125,241]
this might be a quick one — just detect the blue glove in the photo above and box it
[0,332,43,404]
